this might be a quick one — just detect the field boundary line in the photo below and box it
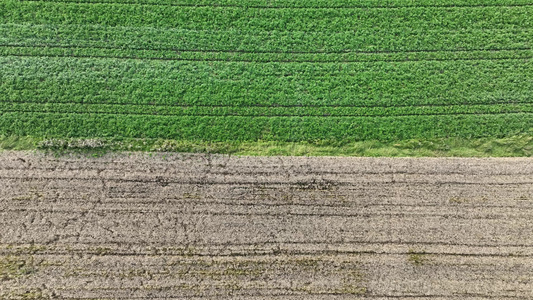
[5,164,533,176]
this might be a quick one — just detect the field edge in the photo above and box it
[1,134,532,157]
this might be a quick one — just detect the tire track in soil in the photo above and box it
[0,151,532,299]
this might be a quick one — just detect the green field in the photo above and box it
[0,0,532,155]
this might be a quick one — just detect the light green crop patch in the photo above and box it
[0,256,37,280]
[407,249,428,266]
[0,136,37,151]
[2,289,50,300]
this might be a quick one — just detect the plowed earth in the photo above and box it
[1,152,532,299]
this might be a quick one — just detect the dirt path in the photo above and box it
[1,152,532,299]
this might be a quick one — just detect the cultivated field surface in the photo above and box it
[1,0,532,142]
[1,151,532,299]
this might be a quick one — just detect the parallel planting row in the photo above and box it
[0,0,532,142]
[2,1,532,31]
[7,0,533,7]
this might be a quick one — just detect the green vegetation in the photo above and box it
[407,249,427,266]
[0,0,531,154]
[1,134,532,157]
[3,289,50,300]
[0,256,36,280]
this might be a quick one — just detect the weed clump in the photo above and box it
[407,249,427,266]
[0,256,36,280]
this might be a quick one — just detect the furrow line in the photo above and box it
[5,52,532,63]
[2,43,531,55]
[4,240,533,248]
[2,176,532,185]
[4,100,533,109]
[5,165,533,175]
[3,109,532,118]
[12,199,529,210]
[14,294,532,299]
[2,207,532,219]
[2,249,533,257]
[17,0,533,9]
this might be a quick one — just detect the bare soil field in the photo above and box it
[1,151,532,299]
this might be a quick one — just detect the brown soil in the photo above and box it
[1,151,532,299]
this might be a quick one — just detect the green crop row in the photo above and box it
[1,1,531,32]
[2,102,532,117]
[2,79,530,108]
[2,56,531,108]
[0,112,530,142]
[4,56,530,82]
[1,24,531,55]
[3,85,529,109]
[1,45,531,64]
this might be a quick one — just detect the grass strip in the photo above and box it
[1,135,532,157]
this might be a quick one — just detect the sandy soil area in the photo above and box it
[1,151,532,299]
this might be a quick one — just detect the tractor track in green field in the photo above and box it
[17,0,533,9]
[4,51,533,63]
[5,99,533,108]
[2,42,532,55]
[3,109,533,118]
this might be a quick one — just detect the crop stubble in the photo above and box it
[0,152,532,299]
